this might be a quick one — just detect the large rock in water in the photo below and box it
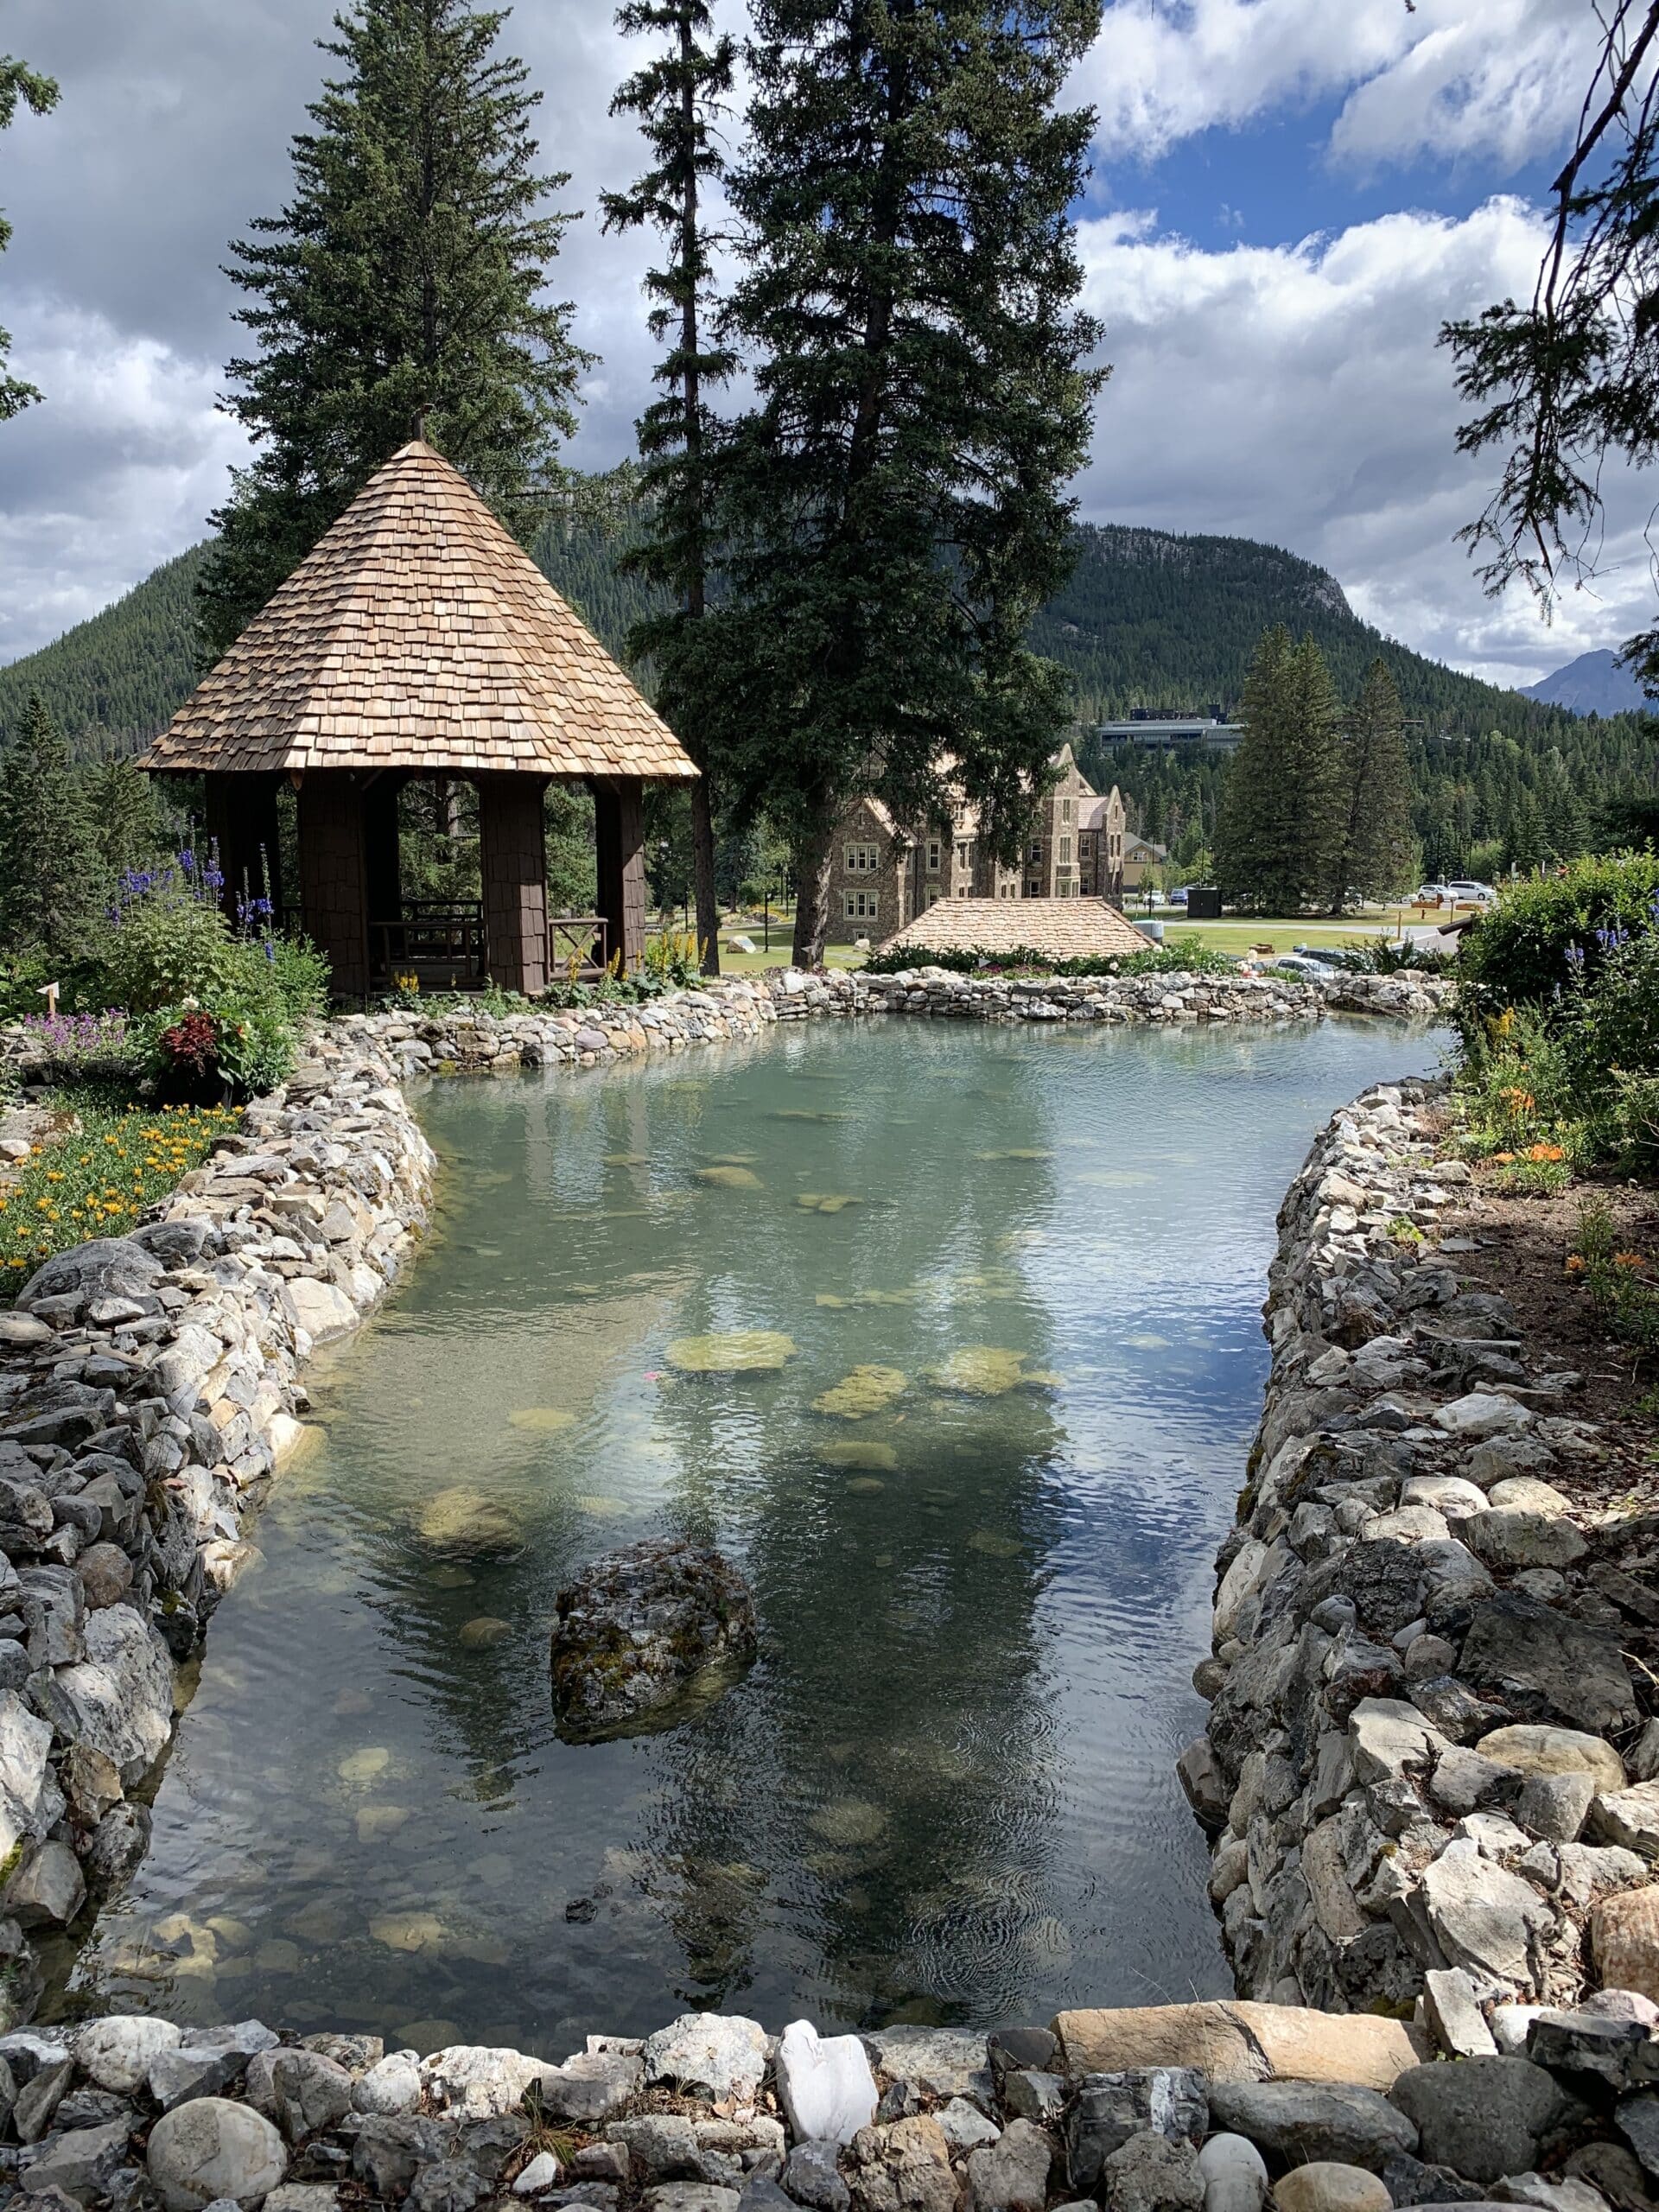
[550,1539,757,1741]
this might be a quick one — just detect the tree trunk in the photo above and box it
[691,777,721,975]
[791,807,836,969]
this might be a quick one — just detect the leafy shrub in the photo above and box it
[133,987,297,1100]
[99,856,234,1013]
[0,1098,239,1300]
[1325,938,1451,976]
[1450,1007,1588,1175]
[1608,1070,1659,1178]
[1569,1198,1659,1361]
[236,931,330,1021]
[1455,851,1659,1040]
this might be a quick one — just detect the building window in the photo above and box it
[925,839,941,874]
[1027,838,1042,864]
[1026,880,1039,898]
[1058,836,1071,863]
[842,889,879,920]
[844,843,880,874]
[1062,798,1074,823]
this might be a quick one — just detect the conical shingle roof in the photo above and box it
[142,442,697,782]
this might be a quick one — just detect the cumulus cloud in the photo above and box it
[0,0,1651,689]
[1077,0,1601,176]
[1073,195,1659,684]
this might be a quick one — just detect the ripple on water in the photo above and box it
[60,1015,1446,2042]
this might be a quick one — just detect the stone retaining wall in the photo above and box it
[1183,1078,1659,2057]
[0,1029,434,2023]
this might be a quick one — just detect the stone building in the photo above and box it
[823,745,1127,945]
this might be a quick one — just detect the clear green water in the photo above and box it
[63,1018,1443,2048]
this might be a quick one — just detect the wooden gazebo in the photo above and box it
[140,441,698,1000]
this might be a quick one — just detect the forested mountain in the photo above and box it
[3,503,1656,884]
[0,544,208,759]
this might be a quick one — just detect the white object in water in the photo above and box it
[774,2019,878,2145]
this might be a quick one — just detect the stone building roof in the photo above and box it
[880,896,1150,960]
[141,442,697,783]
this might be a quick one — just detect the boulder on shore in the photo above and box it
[550,1538,758,1741]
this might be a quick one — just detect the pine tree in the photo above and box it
[0,696,108,962]
[200,0,590,658]
[1214,627,1346,913]
[86,756,164,880]
[693,0,1106,964]
[1330,657,1414,910]
[0,55,60,422]
[601,0,735,976]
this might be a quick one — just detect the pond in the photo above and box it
[60,1015,1445,2050]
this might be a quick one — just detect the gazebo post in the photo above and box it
[362,776,404,971]
[296,773,371,1003]
[594,777,646,969]
[477,772,550,995]
[203,772,283,926]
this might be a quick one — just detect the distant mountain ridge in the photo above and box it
[0,504,1650,763]
[1522,647,1654,718]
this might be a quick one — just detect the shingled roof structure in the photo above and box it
[880,896,1150,962]
[142,441,696,782]
[143,442,696,1004]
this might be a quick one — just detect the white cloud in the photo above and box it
[1077,0,1601,176]
[1073,196,1659,684]
[0,301,250,664]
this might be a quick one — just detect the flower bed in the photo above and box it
[0,1098,238,1294]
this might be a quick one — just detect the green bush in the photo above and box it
[1455,851,1659,1039]
[231,932,330,1021]
[1608,1071,1659,1177]
[133,986,297,1099]
[99,870,234,1013]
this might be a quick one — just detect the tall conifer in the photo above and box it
[601,0,735,976]
[1215,627,1345,913]
[0,696,106,962]
[1330,657,1414,910]
[0,54,59,422]
[695,0,1106,964]
[201,0,589,658]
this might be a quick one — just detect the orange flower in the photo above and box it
[1614,1250,1646,1270]
[1565,1254,1587,1274]
[1527,1142,1565,1163]
[1493,1151,1516,1165]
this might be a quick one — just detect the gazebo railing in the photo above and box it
[367,906,612,988]
[548,914,609,979]
[372,903,485,984]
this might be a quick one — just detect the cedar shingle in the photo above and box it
[140,442,698,784]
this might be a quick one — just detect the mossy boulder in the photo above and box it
[550,1537,759,1743]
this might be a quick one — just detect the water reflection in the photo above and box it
[60,1019,1444,2044]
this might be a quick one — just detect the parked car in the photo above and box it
[1166,887,1191,907]
[1415,883,1454,906]
[1446,879,1497,906]
[1271,953,1336,982]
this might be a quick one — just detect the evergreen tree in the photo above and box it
[0,54,60,422]
[694,0,1106,964]
[1330,657,1414,909]
[601,0,735,976]
[200,0,590,658]
[86,757,164,880]
[1214,627,1345,912]
[0,696,107,962]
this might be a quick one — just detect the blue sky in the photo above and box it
[0,0,1648,687]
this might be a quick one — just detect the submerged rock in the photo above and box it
[412,1489,524,1560]
[550,1540,758,1742]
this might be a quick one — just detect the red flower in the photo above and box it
[160,1011,219,1075]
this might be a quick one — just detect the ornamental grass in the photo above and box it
[0,1100,239,1300]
